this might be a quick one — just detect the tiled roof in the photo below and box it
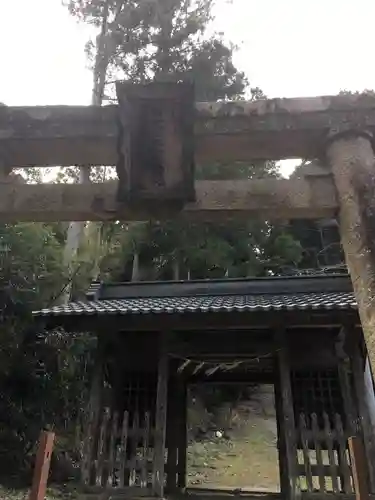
[34,291,356,317]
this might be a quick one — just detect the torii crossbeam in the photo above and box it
[2,92,375,167]
[2,91,375,221]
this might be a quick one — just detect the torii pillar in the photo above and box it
[326,129,375,490]
[326,128,375,373]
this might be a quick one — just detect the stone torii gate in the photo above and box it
[1,84,375,379]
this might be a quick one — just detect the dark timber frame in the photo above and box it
[36,275,375,500]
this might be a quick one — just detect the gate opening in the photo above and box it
[187,383,280,493]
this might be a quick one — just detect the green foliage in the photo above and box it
[0,223,64,309]
[98,159,302,282]
[98,212,302,283]
[287,219,343,271]
[0,223,93,483]
[66,0,246,101]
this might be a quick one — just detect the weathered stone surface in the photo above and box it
[327,135,375,373]
[0,177,337,222]
[2,93,375,166]
[116,81,195,204]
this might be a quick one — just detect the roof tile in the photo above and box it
[34,291,356,317]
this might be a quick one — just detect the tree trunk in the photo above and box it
[326,132,375,374]
[131,251,140,281]
[172,258,180,280]
[92,0,110,108]
[62,1,125,302]
[60,221,85,304]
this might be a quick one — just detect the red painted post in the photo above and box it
[29,430,55,500]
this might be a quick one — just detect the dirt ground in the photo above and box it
[187,412,280,492]
[0,485,76,500]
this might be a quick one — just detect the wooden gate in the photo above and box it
[81,372,157,495]
[297,411,353,494]
[292,369,355,494]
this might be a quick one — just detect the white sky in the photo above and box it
[1,0,375,175]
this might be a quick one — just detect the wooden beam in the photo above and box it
[166,373,179,492]
[166,366,187,493]
[0,175,337,222]
[177,381,187,490]
[29,430,55,500]
[275,329,301,500]
[152,332,169,497]
[189,371,275,384]
[81,335,106,487]
[348,436,369,500]
[348,327,375,493]
[40,309,361,335]
[3,94,375,165]
[335,328,356,435]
